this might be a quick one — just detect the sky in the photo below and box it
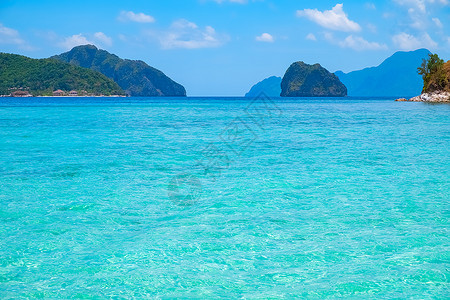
[0,0,449,96]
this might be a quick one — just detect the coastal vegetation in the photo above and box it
[418,53,450,93]
[397,53,450,102]
[0,53,124,96]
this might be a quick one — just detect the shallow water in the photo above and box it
[0,97,449,298]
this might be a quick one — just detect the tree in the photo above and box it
[418,53,447,92]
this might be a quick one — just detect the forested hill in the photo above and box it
[51,45,186,97]
[0,53,124,96]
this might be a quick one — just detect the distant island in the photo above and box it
[245,76,282,98]
[245,49,432,98]
[51,45,186,97]
[281,62,347,97]
[0,53,124,97]
[335,49,430,98]
[396,53,450,103]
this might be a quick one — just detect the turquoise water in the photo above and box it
[0,97,449,298]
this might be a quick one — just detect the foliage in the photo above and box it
[418,53,449,93]
[0,53,125,96]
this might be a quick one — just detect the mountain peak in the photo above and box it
[335,48,431,97]
[51,46,186,97]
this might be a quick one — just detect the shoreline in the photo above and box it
[396,91,450,103]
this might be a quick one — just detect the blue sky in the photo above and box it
[0,0,449,96]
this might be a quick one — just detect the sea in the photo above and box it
[0,96,448,298]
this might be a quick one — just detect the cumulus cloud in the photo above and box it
[158,19,227,49]
[296,4,361,32]
[0,23,32,50]
[306,33,317,41]
[394,0,449,14]
[118,11,155,23]
[393,0,447,38]
[59,34,92,50]
[339,35,387,51]
[394,0,427,13]
[392,32,438,50]
[323,32,386,51]
[93,32,112,46]
[255,33,274,42]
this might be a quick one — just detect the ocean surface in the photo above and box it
[0,97,448,299]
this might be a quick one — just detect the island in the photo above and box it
[51,45,186,97]
[0,53,124,97]
[280,62,347,97]
[336,49,430,98]
[245,76,282,98]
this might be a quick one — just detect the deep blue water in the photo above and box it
[0,97,449,298]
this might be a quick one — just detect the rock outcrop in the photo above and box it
[51,45,186,97]
[281,62,347,97]
[396,92,450,103]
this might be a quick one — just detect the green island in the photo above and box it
[51,45,186,97]
[280,61,347,97]
[0,53,125,97]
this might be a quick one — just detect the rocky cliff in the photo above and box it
[281,62,347,97]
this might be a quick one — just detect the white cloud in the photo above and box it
[339,35,387,51]
[323,32,387,51]
[255,33,274,42]
[94,32,112,46]
[394,1,448,32]
[158,19,227,49]
[394,0,449,14]
[59,34,93,50]
[432,17,443,28]
[306,33,317,41]
[395,0,427,13]
[118,11,155,23]
[296,4,361,32]
[0,23,32,50]
[392,32,438,50]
